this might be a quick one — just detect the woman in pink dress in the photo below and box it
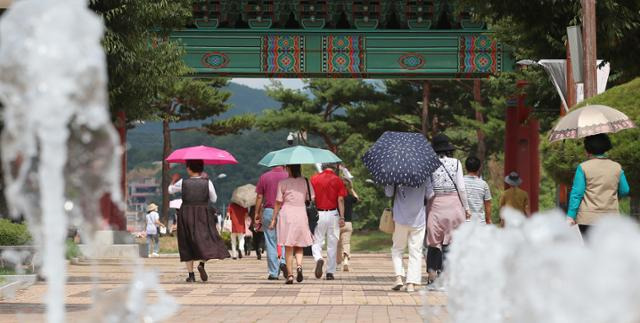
[269,164,315,284]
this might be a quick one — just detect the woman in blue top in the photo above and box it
[567,134,630,236]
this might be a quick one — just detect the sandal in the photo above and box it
[296,266,303,283]
[285,275,294,284]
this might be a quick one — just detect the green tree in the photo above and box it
[154,77,255,223]
[257,79,382,153]
[541,78,640,217]
[339,134,388,230]
[458,0,640,83]
[89,0,193,121]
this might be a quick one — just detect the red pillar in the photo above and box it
[100,110,127,231]
[504,80,540,214]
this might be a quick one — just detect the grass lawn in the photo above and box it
[0,267,17,275]
[351,231,392,253]
[146,230,393,255]
[136,236,179,254]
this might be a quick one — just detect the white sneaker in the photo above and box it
[392,276,404,291]
[405,283,415,292]
[152,253,159,257]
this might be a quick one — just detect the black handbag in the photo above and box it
[305,178,319,233]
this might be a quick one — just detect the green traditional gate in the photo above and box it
[171,0,514,79]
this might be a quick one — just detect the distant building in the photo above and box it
[127,165,161,232]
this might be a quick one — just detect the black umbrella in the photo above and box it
[362,131,440,187]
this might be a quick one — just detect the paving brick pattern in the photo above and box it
[0,253,448,322]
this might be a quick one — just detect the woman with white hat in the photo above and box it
[145,203,165,257]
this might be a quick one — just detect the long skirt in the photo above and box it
[177,205,230,262]
[426,193,466,248]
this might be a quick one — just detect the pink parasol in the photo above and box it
[166,145,238,165]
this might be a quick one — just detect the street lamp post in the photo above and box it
[215,173,227,225]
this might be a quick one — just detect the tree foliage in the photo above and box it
[154,77,255,223]
[458,0,640,83]
[256,79,382,152]
[89,0,192,121]
[542,78,640,186]
[541,78,640,216]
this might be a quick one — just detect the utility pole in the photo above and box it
[581,0,597,98]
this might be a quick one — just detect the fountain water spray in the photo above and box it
[0,0,121,322]
[435,208,640,323]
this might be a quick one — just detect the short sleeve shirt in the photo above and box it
[310,170,347,210]
[500,187,529,214]
[146,211,159,234]
[464,175,492,218]
[256,167,289,209]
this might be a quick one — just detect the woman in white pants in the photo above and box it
[227,202,247,259]
[385,181,433,293]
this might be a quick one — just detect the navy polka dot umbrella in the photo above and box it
[362,131,440,187]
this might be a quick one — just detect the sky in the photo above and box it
[231,78,305,90]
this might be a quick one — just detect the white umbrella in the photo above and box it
[549,105,636,142]
[169,199,182,209]
[230,184,257,209]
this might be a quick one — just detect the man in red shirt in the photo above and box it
[311,163,347,280]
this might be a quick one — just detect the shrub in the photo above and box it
[220,231,232,249]
[65,239,80,260]
[542,78,640,216]
[0,219,31,246]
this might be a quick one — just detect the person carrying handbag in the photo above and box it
[425,134,471,284]
[268,164,315,284]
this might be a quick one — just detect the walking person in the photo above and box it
[255,166,289,280]
[268,165,315,284]
[463,156,493,225]
[169,160,230,283]
[566,133,630,236]
[311,163,347,280]
[145,203,165,257]
[500,172,530,221]
[248,206,265,260]
[337,178,358,272]
[386,181,433,292]
[426,134,471,284]
[227,202,247,260]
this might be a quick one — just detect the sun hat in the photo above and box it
[431,134,456,153]
[504,172,523,187]
[146,203,159,212]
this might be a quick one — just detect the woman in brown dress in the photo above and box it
[169,160,230,282]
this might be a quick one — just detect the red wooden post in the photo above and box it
[100,110,127,231]
[504,80,540,214]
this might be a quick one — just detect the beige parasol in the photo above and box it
[230,184,257,208]
[549,104,636,142]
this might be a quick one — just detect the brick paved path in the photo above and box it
[0,253,448,322]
